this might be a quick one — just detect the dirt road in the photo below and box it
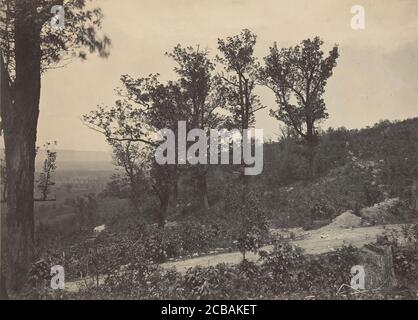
[65,223,405,292]
[162,223,404,272]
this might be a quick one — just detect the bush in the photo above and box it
[259,242,307,293]
[258,243,360,295]
[179,222,216,254]
[225,185,270,259]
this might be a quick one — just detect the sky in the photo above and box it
[34,0,418,151]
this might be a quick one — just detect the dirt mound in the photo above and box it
[328,210,362,228]
[306,211,363,238]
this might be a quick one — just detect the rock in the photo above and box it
[93,224,106,234]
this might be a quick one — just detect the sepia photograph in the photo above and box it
[0,0,418,306]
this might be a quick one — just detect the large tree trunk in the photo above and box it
[0,54,11,300]
[0,209,6,299]
[1,1,41,294]
[4,124,38,293]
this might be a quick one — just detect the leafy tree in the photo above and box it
[0,0,110,294]
[36,141,57,201]
[216,29,265,131]
[141,79,187,226]
[167,45,224,209]
[84,75,185,227]
[216,29,265,184]
[225,184,269,260]
[85,42,229,219]
[259,37,339,177]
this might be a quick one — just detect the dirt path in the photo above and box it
[162,224,404,271]
[65,223,405,292]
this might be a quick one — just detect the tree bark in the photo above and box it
[0,54,11,300]
[1,1,41,293]
[0,208,7,299]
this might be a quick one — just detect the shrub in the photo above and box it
[259,242,308,293]
[259,243,360,295]
[178,222,215,255]
[225,185,270,259]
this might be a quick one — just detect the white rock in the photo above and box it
[94,224,106,234]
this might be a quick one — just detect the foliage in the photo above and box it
[36,141,57,201]
[216,29,265,129]
[0,0,111,77]
[260,37,339,146]
[45,243,363,300]
[66,194,99,229]
[225,185,270,259]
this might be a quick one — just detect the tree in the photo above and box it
[84,75,185,227]
[259,37,339,177]
[0,0,110,294]
[216,29,265,182]
[141,79,187,225]
[225,184,269,260]
[167,45,224,209]
[36,141,57,201]
[84,106,150,213]
[217,29,265,131]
